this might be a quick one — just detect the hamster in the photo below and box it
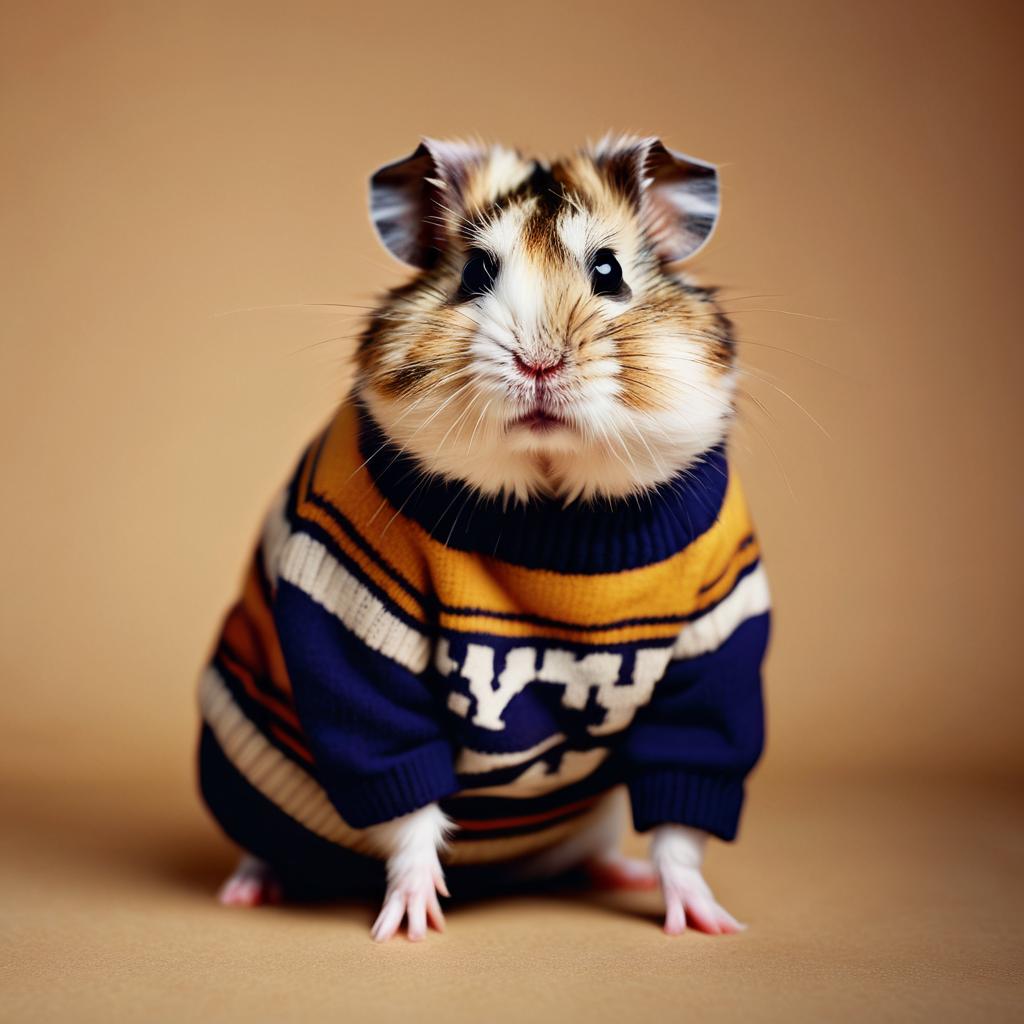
[199,135,770,941]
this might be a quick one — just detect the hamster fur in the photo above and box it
[215,136,750,941]
[360,136,736,505]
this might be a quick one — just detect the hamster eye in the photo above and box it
[458,249,500,300]
[589,249,624,297]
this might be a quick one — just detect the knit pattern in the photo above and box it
[198,400,771,865]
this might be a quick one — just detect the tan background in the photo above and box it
[2,1,1022,1021]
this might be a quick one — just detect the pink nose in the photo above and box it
[514,353,565,380]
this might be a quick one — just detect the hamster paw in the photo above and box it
[217,855,283,907]
[651,825,746,936]
[658,866,745,936]
[371,861,448,942]
[583,851,659,891]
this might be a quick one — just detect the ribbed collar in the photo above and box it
[358,408,729,575]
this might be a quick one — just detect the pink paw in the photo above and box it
[217,856,283,907]
[371,861,448,942]
[661,880,745,936]
[584,852,660,891]
[659,867,746,936]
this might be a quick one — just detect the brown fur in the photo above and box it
[361,142,735,419]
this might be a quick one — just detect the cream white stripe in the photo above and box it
[278,532,430,674]
[260,487,291,588]
[455,732,567,775]
[199,666,381,856]
[672,564,771,661]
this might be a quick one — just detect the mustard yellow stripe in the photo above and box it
[313,406,432,594]
[438,613,686,646]
[308,401,760,632]
[698,471,758,576]
[293,494,430,625]
[419,472,755,627]
[694,538,761,613]
[292,410,431,625]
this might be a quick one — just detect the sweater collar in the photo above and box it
[357,407,729,575]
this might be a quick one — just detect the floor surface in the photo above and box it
[2,763,1021,1023]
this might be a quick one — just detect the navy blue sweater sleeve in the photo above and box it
[272,533,458,829]
[624,608,770,841]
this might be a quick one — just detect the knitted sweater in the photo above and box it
[198,400,771,866]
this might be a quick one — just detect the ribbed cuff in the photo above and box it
[628,770,745,841]
[328,741,460,828]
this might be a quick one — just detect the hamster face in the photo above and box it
[358,136,737,503]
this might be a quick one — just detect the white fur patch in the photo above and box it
[367,802,454,870]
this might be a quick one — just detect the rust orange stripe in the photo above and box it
[219,647,303,733]
[269,723,314,764]
[240,558,294,697]
[453,794,600,832]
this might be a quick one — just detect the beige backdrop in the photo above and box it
[2,3,1022,1021]
[3,0,1020,783]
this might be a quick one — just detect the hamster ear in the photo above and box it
[598,137,720,262]
[369,138,487,268]
[641,140,719,262]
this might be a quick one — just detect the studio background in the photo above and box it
[2,2,1021,1022]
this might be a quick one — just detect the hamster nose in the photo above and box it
[514,352,565,381]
